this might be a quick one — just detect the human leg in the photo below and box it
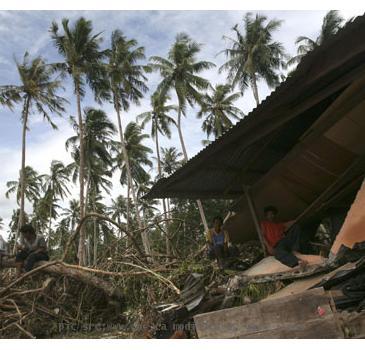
[15,249,30,276]
[24,252,49,272]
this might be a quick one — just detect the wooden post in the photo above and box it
[244,186,267,256]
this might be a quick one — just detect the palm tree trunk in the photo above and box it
[14,97,30,254]
[115,102,152,259]
[177,107,188,161]
[93,199,97,266]
[154,122,170,256]
[177,107,209,233]
[47,194,53,249]
[75,81,86,266]
[126,181,130,233]
[251,74,260,106]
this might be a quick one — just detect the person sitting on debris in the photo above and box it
[206,216,230,268]
[15,224,49,276]
[260,206,308,268]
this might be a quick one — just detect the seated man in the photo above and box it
[15,224,49,276]
[206,216,230,269]
[260,206,308,268]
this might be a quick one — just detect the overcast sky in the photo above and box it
[0,10,363,237]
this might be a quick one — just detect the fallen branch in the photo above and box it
[0,259,122,300]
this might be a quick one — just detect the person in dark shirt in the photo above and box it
[15,224,49,276]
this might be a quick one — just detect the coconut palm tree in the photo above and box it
[50,17,107,265]
[61,199,80,233]
[198,84,244,140]
[1,53,66,250]
[137,93,177,179]
[6,166,44,207]
[160,147,183,176]
[66,108,115,265]
[150,32,215,232]
[287,10,344,67]
[42,160,71,244]
[109,195,128,232]
[137,92,177,254]
[219,13,287,106]
[60,199,80,260]
[104,30,152,257]
[112,122,153,235]
[159,147,184,220]
[66,108,116,191]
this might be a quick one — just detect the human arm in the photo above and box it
[283,220,296,231]
[29,236,47,255]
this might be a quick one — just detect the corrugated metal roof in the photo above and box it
[145,14,365,200]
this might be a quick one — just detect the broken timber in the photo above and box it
[194,288,343,338]
[226,262,332,292]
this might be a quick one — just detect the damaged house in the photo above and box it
[145,14,365,338]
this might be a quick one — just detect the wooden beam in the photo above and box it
[294,156,365,225]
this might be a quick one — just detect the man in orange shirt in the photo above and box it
[260,206,306,268]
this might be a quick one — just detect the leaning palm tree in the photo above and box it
[42,160,71,244]
[104,30,152,256]
[219,13,287,106]
[50,17,107,265]
[150,32,215,232]
[1,53,66,250]
[287,10,344,67]
[198,84,244,140]
[137,92,177,254]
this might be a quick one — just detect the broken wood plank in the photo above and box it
[264,262,356,301]
[194,288,342,339]
[239,315,341,338]
[242,255,326,277]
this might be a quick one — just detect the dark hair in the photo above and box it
[264,206,278,215]
[20,224,36,236]
[212,216,224,224]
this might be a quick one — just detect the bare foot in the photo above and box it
[298,259,308,270]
